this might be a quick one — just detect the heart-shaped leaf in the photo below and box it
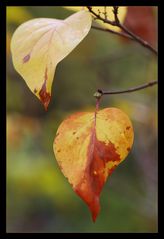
[11,10,92,110]
[53,107,134,221]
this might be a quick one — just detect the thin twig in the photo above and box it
[92,25,133,40]
[87,6,158,56]
[95,81,158,97]
[88,6,158,98]
[117,23,157,55]
[113,6,119,24]
[112,6,157,55]
[104,6,107,20]
[87,6,117,26]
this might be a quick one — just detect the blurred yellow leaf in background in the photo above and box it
[7,7,32,24]
[64,6,127,32]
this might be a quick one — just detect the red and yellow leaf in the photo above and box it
[53,107,134,221]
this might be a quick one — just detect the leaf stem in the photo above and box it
[95,97,101,112]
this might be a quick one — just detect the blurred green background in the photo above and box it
[7,7,158,233]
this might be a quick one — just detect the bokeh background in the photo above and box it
[7,6,158,233]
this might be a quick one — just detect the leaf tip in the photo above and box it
[39,86,51,111]
[90,196,100,223]
[43,95,51,111]
[39,67,51,111]
[92,211,98,222]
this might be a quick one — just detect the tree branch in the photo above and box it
[91,25,133,40]
[87,7,158,99]
[87,6,117,26]
[117,23,157,55]
[94,81,158,98]
[87,6,158,56]
[112,6,158,55]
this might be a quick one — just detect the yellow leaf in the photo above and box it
[64,6,127,32]
[10,10,92,110]
[53,107,134,221]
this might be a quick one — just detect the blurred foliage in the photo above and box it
[123,7,157,47]
[7,7,157,232]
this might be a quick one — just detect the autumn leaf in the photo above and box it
[64,6,127,32]
[10,10,92,110]
[53,107,134,221]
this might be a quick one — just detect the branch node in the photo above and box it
[93,89,103,99]
[113,6,120,24]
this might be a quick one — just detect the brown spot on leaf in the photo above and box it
[127,147,131,151]
[72,131,76,135]
[23,54,30,63]
[34,88,37,93]
[93,171,98,176]
[126,126,131,130]
[39,67,51,111]
[57,149,61,153]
